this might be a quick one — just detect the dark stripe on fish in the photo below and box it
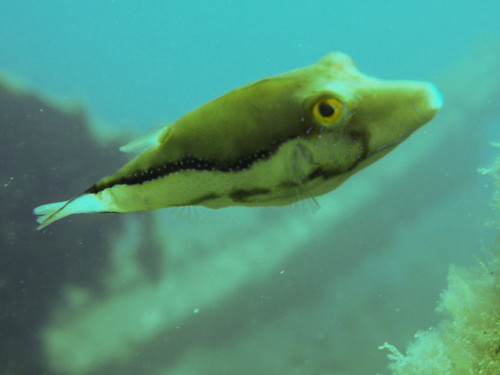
[85,148,274,194]
[186,193,221,206]
[229,188,272,203]
[86,128,369,196]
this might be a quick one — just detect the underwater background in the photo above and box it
[1,1,499,374]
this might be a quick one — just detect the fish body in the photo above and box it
[34,52,442,229]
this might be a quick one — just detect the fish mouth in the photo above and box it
[394,82,443,146]
[387,80,443,131]
[352,80,443,156]
[412,82,443,123]
[425,82,444,112]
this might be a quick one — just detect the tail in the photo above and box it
[33,193,109,230]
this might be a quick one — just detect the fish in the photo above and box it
[34,52,442,229]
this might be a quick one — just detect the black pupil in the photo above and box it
[319,102,335,117]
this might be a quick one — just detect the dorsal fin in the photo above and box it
[119,126,166,154]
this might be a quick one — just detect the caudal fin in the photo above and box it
[34,201,69,229]
[34,194,109,230]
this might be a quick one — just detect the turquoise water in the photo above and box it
[1,2,499,375]
[1,1,498,129]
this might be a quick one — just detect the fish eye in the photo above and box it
[312,98,343,125]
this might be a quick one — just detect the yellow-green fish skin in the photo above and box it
[34,52,442,228]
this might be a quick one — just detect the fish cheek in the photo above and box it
[316,127,371,180]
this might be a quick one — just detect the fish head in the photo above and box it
[290,52,443,175]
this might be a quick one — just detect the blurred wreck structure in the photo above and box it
[0,76,128,374]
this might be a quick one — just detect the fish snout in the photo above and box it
[411,82,443,124]
[348,79,443,154]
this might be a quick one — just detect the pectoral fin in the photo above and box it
[285,143,320,212]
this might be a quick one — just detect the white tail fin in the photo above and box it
[34,194,109,230]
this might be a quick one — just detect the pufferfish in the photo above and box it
[34,52,442,229]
